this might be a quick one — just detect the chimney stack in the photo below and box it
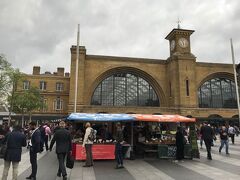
[57,67,64,76]
[33,66,40,75]
[65,72,70,77]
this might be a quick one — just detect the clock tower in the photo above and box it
[165,28,195,57]
[165,27,197,110]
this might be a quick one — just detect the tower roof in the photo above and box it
[165,28,195,40]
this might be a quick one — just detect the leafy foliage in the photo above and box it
[0,55,22,104]
[0,55,12,102]
[11,87,44,114]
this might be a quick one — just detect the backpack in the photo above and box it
[88,128,96,142]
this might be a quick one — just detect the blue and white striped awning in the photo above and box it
[67,113,135,122]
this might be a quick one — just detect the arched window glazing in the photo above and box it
[91,73,159,106]
[198,78,237,108]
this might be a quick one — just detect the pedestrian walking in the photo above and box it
[82,122,94,167]
[0,124,10,145]
[114,122,124,169]
[1,125,26,180]
[200,122,214,160]
[219,126,229,155]
[26,122,41,180]
[50,121,72,180]
[234,125,239,136]
[43,123,51,151]
[198,123,204,149]
[175,126,185,162]
[228,125,235,144]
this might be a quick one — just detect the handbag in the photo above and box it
[66,152,74,169]
[183,136,188,144]
[0,144,7,159]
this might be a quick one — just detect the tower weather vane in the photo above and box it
[177,18,181,29]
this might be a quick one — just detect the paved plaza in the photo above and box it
[1,136,240,180]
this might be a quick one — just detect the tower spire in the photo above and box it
[177,18,181,29]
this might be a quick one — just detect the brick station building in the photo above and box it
[15,27,239,125]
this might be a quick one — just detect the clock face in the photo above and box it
[170,40,175,51]
[178,38,188,48]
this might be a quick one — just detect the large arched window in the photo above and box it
[198,77,237,108]
[91,73,159,106]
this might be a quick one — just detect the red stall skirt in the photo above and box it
[72,143,115,160]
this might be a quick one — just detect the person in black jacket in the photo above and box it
[0,125,7,145]
[38,124,45,152]
[26,122,41,180]
[50,121,72,180]
[175,126,185,162]
[114,122,124,169]
[200,122,214,160]
[1,125,26,180]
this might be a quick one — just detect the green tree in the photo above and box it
[11,87,44,126]
[7,69,23,124]
[0,54,13,102]
[9,92,28,127]
[1,54,23,125]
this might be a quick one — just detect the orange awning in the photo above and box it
[132,114,196,123]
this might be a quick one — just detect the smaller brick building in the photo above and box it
[15,66,70,122]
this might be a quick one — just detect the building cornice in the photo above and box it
[23,74,70,80]
[86,55,167,64]
[196,62,233,68]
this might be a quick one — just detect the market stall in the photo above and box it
[67,113,134,160]
[132,114,199,159]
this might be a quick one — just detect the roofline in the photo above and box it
[165,28,195,40]
[86,54,167,64]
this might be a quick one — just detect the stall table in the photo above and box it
[139,142,159,158]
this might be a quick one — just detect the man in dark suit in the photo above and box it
[26,122,41,180]
[2,125,26,180]
[50,121,72,180]
[200,122,214,160]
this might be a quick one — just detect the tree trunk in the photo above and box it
[8,84,15,126]
[21,110,24,128]
[29,111,32,123]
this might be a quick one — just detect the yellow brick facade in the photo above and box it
[18,28,239,121]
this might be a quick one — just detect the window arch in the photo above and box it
[91,73,160,107]
[198,77,237,108]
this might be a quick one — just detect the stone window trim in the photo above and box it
[39,81,47,91]
[53,97,63,111]
[23,80,30,90]
[56,82,64,92]
[40,97,48,112]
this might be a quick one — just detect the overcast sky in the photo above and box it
[0,0,240,74]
